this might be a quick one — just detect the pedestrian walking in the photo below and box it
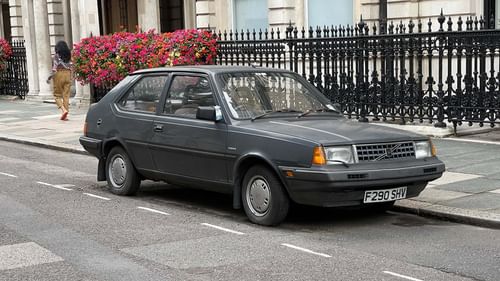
[47,40,72,121]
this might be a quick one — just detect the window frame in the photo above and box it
[160,73,218,119]
[115,74,170,115]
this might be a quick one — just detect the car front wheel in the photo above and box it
[242,165,289,226]
[105,146,140,195]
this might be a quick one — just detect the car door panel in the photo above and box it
[150,74,229,184]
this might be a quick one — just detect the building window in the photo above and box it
[306,0,353,28]
[160,0,184,32]
[233,0,268,31]
[1,3,11,41]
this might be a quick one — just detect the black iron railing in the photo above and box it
[0,40,28,99]
[215,12,500,130]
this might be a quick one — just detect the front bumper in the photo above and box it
[280,158,445,207]
[79,136,102,158]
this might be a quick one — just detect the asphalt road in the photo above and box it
[0,140,499,281]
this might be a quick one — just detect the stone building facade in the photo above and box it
[0,0,498,104]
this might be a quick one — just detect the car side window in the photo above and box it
[163,75,215,118]
[118,75,168,113]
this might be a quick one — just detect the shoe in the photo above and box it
[60,111,68,120]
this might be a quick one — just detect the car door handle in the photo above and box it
[96,119,102,126]
[153,124,163,132]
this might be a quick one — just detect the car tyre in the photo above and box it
[242,165,289,226]
[105,146,140,195]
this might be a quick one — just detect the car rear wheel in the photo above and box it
[105,146,140,195]
[242,165,289,226]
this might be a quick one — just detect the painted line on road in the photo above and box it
[444,137,500,146]
[281,243,331,258]
[33,114,62,120]
[83,193,111,201]
[383,271,423,281]
[0,172,18,178]
[37,181,73,191]
[137,206,170,216]
[201,223,245,235]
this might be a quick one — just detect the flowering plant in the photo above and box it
[0,38,12,73]
[163,29,217,66]
[72,29,217,87]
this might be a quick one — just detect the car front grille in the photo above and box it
[355,142,415,162]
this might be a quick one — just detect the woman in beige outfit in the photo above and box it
[47,41,72,121]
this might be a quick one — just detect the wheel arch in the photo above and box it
[97,138,127,181]
[232,153,290,209]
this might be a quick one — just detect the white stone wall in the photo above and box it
[196,0,362,32]
[8,0,22,39]
[137,0,160,32]
[47,0,65,52]
[359,0,484,32]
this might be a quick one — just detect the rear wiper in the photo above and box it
[251,109,302,121]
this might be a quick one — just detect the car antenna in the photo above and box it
[232,28,259,68]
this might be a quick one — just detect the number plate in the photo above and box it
[363,186,407,203]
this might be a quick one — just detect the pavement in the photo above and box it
[1,95,500,229]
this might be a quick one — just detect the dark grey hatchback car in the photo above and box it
[80,65,445,226]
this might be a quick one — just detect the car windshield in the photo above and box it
[218,72,336,120]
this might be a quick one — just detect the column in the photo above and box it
[269,0,297,31]
[0,6,4,38]
[20,0,40,98]
[62,0,72,46]
[137,0,160,32]
[33,0,53,99]
[198,0,232,30]
[70,0,84,105]
[72,0,100,106]
[183,0,196,29]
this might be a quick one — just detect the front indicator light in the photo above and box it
[312,146,326,165]
[431,140,437,156]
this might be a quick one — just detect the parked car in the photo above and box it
[80,66,445,226]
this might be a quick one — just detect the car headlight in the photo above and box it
[415,140,436,159]
[324,146,355,164]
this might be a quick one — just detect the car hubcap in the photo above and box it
[109,155,127,187]
[246,176,271,217]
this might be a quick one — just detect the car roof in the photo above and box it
[131,65,295,75]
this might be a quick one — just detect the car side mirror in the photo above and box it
[196,106,223,122]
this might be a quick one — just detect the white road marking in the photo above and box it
[201,223,245,235]
[443,137,500,146]
[137,206,170,216]
[83,193,111,201]
[0,117,20,122]
[383,271,423,281]
[33,114,62,120]
[37,181,73,191]
[281,243,331,258]
[0,242,64,270]
[0,172,17,178]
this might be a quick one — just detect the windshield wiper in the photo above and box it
[251,109,302,121]
[297,108,336,118]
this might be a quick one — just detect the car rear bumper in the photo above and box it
[79,136,102,158]
[279,159,445,207]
